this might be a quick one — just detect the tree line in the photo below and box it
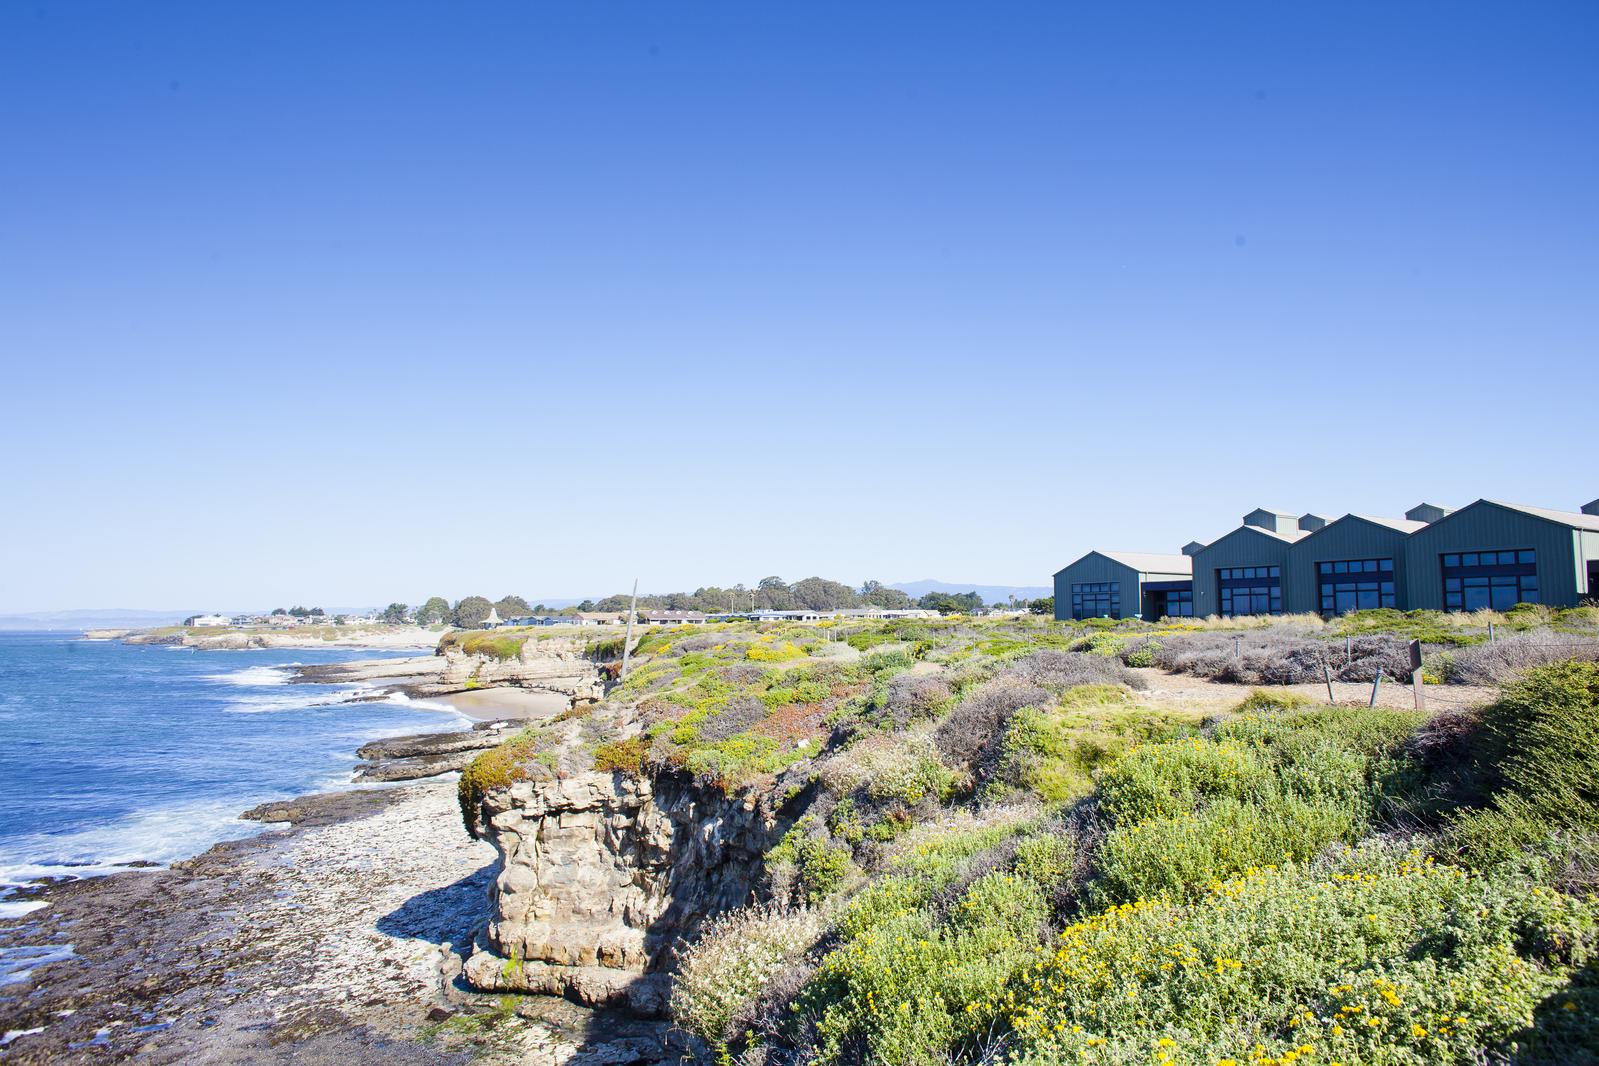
[375,579,1014,629]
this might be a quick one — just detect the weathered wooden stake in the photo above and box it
[1369,669,1383,708]
[620,578,639,679]
[1233,636,1241,658]
[1324,661,1336,704]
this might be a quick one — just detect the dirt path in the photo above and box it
[1126,667,1498,715]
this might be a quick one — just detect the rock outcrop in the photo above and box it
[295,636,607,704]
[353,724,522,782]
[461,768,793,1015]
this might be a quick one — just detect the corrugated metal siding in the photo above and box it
[1053,555,1138,620]
[1286,518,1414,614]
[1404,501,1582,608]
[1189,528,1298,617]
[1582,531,1599,597]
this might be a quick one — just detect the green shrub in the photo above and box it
[1121,639,1161,668]
[1234,688,1311,713]
[1096,736,1272,823]
[768,823,857,903]
[999,692,1191,805]
[457,728,546,836]
[592,736,647,776]
[683,732,798,791]
[747,640,807,662]
[761,680,831,707]
[862,741,960,806]
[797,872,1049,1064]
[1092,795,1359,904]
[1012,832,1076,888]
[1007,845,1598,1066]
[1450,660,1599,866]
[671,904,825,1051]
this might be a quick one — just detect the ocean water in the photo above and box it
[0,631,467,905]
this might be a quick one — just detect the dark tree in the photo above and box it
[1028,596,1055,616]
[379,603,409,624]
[452,596,494,628]
[918,591,983,615]
[790,577,860,610]
[494,595,532,618]
[860,580,915,609]
[414,597,451,626]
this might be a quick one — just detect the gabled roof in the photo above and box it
[1484,499,1599,532]
[1209,524,1309,545]
[1348,514,1429,534]
[1095,550,1192,575]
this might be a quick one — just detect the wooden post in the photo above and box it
[620,578,639,679]
[1369,669,1383,708]
[1408,639,1425,711]
[1345,635,1352,661]
[1324,661,1336,705]
[1233,636,1241,658]
[1488,622,1496,644]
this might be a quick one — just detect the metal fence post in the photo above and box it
[1324,661,1336,705]
[1408,639,1425,711]
[1369,669,1383,708]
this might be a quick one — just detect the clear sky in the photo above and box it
[2,2,1595,611]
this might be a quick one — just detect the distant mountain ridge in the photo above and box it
[889,579,1050,605]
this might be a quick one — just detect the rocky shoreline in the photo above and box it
[0,722,680,1064]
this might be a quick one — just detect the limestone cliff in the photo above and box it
[460,767,795,1015]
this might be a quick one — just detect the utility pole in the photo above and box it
[620,578,639,679]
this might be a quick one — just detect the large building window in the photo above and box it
[1218,565,1281,616]
[1442,550,1537,611]
[1317,558,1396,615]
[1071,582,1120,619]
[1164,589,1193,617]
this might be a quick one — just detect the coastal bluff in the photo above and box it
[460,764,793,1015]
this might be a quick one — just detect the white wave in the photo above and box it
[222,691,344,714]
[0,797,273,887]
[380,691,465,715]
[0,943,76,987]
[0,900,47,919]
[202,665,291,686]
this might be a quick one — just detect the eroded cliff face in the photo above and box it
[462,768,790,1015]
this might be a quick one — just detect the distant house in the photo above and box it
[576,611,626,625]
[184,613,231,628]
[642,610,708,625]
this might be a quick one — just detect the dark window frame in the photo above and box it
[1217,565,1282,617]
[1070,581,1121,620]
[1440,549,1538,611]
[1315,557,1396,615]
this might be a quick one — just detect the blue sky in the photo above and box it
[2,2,1595,611]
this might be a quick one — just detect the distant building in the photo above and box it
[576,611,626,625]
[642,611,708,625]
[1052,551,1193,621]
[1057,496,1599,620]
[184,613,231,628]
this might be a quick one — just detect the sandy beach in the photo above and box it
[430,688,573,722]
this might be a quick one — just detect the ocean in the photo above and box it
[0,631,467,916]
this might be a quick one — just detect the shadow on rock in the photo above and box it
[376,861,497,951]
